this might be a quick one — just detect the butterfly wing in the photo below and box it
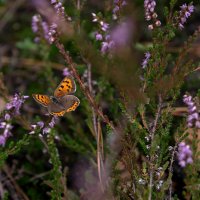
[32,94,51,107]
[59,95,80,112]
[54,76,76,98]
[47,102,66,116]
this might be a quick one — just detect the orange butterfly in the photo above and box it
[32,76,80,117]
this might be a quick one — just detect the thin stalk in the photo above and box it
[168,144,177,200]
[86,59,105,191]
[54,40,115,130]
[148,95,162,200]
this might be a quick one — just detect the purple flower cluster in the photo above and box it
[183,94,200,128]
[0,120,12,146]
[113,0,127,15]
[32,1,67,44]
[51,0,65,19]
[32,15,40,33]
[110,20,133,48]
[92,13,114,54]
[101,35,115,54]
[32,15,58,44]
[144,0,161,30]
[142,52,151,69]
[0,94,28,146]
[92,13,109,32]
[144,0,156,20]
[178,3,194,30]
[48,23,58,44]
[177,142,193,167]
[29,116,58,136]
[6,94,29,115]
[63,67,71,76]
[92,13,133,54]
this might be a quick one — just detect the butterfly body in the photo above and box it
[50,96,64,107]
[32,76,80,117]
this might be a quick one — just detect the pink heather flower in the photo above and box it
[101,35,115,54]
[101,42,109,54]
[0,135,6,146]
[144,0,156,20]
[142,52,151,69]
[29,116,58,136]
[41,21,50,40]
[4,113,10,121]
[92,13,98,22]
[0,122,6,129]
[95,33,103,41]
[113,0,127,14]
[183,94,200,128]
[110,20,133,48]
[32,15,58,45]
[48,23,57,44]
[29,121,44,135]
[177,142,193,167]
[49,116,58,128]
[43,127,51,134]
[32,15,40,33]
[6,94,29,115]
[51,0,65,20]
[100,21,109,32]
[3,124,12,138]
[32,0,68,45]
[144,0,161,29]
[0,121,13,146]
[178,3,194,30]
[63,67,70,76]
[37,121,44,129]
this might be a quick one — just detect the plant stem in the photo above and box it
[168,144,177,200]
[148,95,162,200]
[54,40,115,131]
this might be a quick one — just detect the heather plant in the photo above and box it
[0,0,200,199]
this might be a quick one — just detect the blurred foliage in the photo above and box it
[0,0,200,199]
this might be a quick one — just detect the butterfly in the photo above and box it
[32,76,80,117]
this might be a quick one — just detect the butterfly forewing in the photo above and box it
[54,76,76,98]
[32,94,51,107]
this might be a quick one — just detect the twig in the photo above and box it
[29,171,50,182]
[97,119,105,192]
[151,95,162,135]
[86,60,98,138]
[3,164,30,200]
[139,104,150,132]
[54,39,115,130]
[85,58,105,191]
[168,144,177,200]
[148,94,162,200]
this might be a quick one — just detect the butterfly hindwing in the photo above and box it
[54,76,76,98]
[47,101,66,116]
[59,95,80,112]
[32,94,51,107]
[49,110,66,117]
